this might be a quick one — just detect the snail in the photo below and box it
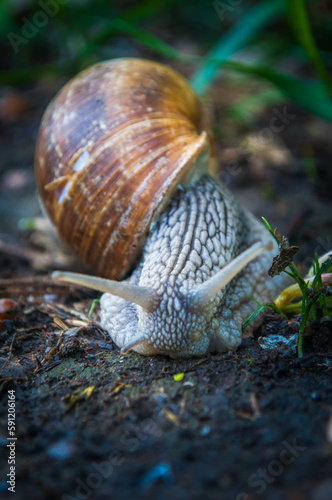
[35,58,288,358]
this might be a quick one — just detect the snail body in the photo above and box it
[35,58,287,358]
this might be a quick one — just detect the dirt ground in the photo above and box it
[0,78,332,500]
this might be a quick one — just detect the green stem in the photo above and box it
[289,263,307,290]
[297,289,324,357]
[297,325,304,358]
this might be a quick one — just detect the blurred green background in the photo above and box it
[0,0,331,254]
[1,0,331,116]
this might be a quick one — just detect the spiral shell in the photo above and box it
[35,58,215,279]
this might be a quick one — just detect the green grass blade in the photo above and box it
[190,0,286,95]
[242,304,270,331]
[312,255,332,289]
[228,88,285,125]
[261,217,278,242]
[88,299,100,318]
[225,61,332,122]
[0,21,184,85]
[0,1,17,35]
[242,301,274,331]
[288,0,332,93]
[124,0,178,22]
[242,299,286,331]
[77,18,182,61]
[111,19,182,60]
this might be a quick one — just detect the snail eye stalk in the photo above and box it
[190,241,273,310]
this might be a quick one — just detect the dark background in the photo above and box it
[1,2,332,500]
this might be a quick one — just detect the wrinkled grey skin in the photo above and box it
[100,176,289,358]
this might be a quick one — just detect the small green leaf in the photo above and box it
[88,299,100,318]
[242,303,271,331]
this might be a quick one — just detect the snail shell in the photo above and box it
[35,58,215,280]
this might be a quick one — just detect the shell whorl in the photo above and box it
[35,58,215,280]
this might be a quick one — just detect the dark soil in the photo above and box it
[0,79,332,500]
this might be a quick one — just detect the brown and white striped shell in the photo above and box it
[35,58,215,280]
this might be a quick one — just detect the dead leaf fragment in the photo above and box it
[64,386,95,411]
[268,228,299,277]
[163,408,180,426]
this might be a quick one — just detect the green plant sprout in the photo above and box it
[243,217,332,358]
[242,296,287,332]
[88,298,100,318]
